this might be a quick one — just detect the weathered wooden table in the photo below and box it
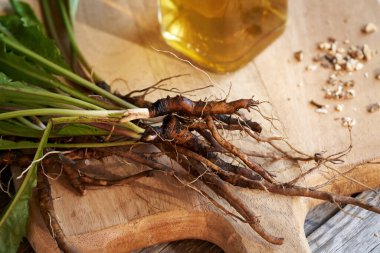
[2,0,380,252]
[133,190,380,252]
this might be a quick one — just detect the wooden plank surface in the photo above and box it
[304,202,340,237]
[308,190,380,253]
[8,191,378,253]
[1,0,380,252]
[26,0,380,252]
[136,240,223,253]
[130,190,380,253]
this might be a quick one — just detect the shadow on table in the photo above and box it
[76,0,169,51]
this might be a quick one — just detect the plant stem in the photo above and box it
[16,116,44,130]
[0,35,136,109]
[0,109,147,134]
[0,120,52,240]
[47,141,141,148]
[0,108,125,120]
[31,116,46,129]
[0,140,141,150]
[51,116,119,124]
[0,56,113,109]
[119,122,145,134]
[1,86,104,110]
[39,0,60,44]
[57,0,102,82]
[52,115,146,134]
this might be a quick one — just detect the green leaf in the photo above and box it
[0,138,138,150]
[0,120,108,138]
[10,0,44,31]
[0,15,69,71]
[0,72,47,91]
[0,53,111,109]
[0,15,135,109]
[0,120,43,137]
[53,123,109,136]
[0,36,133,109]
[0,121,52,253]
[0,72,12,83]
[0,49,60,90]
[0,72,105,110]
[0,139,38,149]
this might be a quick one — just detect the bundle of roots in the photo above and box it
[2,95,379,252]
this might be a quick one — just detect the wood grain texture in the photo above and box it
[1,0,379,252]
[134,240,223,253]
[132,190,380,252]
[304,202,340,237]
[308,191,380,253]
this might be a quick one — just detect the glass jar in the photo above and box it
[158,0,287,73]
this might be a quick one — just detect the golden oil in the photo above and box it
[158,0,287,73]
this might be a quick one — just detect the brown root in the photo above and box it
[39,150,164,196]
[205,115,275,183]
[58,155,87,195]
[214,114,262,133]
[217,171,380,215]
[159,143,284,245]
[148,95,259,118]
[141,115,262,182]
[25,94,379,249]
[79,170,155,187]
[203,174,284,245]
[37,168,79,253]
[141,115,210,155]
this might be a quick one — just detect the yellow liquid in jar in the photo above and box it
[158,0,287,73]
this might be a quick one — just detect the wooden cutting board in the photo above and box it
[5,0,379,252]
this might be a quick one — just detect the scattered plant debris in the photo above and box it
[362,22,378,34]
[294,50,304,62]
[367,102,380,113]
[296,23,379,126]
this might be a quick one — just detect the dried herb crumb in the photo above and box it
[362,22,378,34]
[294,51,304,62]
[367,102,380,113]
